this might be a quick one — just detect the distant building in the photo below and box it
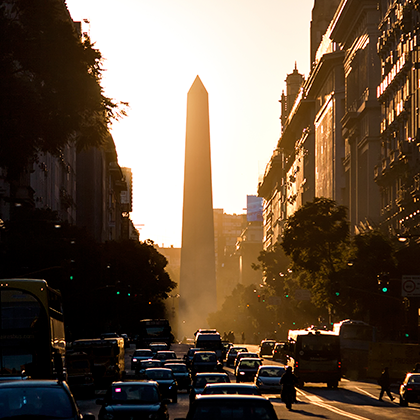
[214,209,247,307]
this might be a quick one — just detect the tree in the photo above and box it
[0,0,127,179]
[281,197,350,308]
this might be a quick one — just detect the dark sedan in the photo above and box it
[97,381,169,420]
[144,367,178,403]
[235,358,263,382]
[135,359,163,376]
[165,362,191,390]
[181,395,279,420]
[400,372,420,406]
[225,346,248,367]
[189,372,230,403]
[191,351,223,375]
[0,379,94,420]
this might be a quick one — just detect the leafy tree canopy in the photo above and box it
[0,0,127,179]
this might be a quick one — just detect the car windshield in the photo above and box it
[240,360,262,368]
[408,376,420,384]
[134,350,152,357]
[195,376,228,387]
[259,368,284,377]
[111,384,159,403]
[196,353,216,362]
[230,348,247,355]
[167,365,188,373]
[0,386,75,418]
[146,370,173,380]
[192,401,275,420]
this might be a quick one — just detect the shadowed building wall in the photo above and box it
[179,76,216,337]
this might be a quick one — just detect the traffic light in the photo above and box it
[257,294,261,302]
[377,272,390,293]
[262,295,266,303]
[335,291,340,296]
[116,291,120,295]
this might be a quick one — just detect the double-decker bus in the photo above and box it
[0,278,66,380]
[286,327,341,388]
[333,319,375,379]
[136,319,173,348]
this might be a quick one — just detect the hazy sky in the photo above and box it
[66,0,314,247]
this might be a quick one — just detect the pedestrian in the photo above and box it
[378,367,394,401]
[241,332,245,344]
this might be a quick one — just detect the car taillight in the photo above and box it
[338,361,341,369]
[406,387,414,391]
[295,361,298,369]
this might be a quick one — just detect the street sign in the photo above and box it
[402,275,420,297]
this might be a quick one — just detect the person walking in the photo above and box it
[378,367,394,401]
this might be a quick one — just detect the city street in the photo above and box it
[76,343,420,420]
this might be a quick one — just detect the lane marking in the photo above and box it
[298,389,373,420]
[355,387,379,400]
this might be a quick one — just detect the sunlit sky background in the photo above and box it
[66,0,314,248]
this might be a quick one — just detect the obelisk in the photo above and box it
[179,76,216,338]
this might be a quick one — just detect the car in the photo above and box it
[135,359,163,376]
[254,365,286,393]
[233,351,260,368]
[235,357,263,382]
[180,395,279,420]
[259,339,276,357]
[96,380,169,420]
[150,343,170,356]
[202,382,261,396]
[164,362,191,390]
[0,379,95,419]
[183,347,203,369]
[144,367,178,403]
[131,348,154,370]
[225,346,248,367]
[189,372,230,403]
[399,372,420,406]
[190,351,223,375]
[155,350,178,362]
[272,342,288,362]
[221,341,233,359]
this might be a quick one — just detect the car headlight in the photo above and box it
[132,358,138,362]
[240,371,245,375]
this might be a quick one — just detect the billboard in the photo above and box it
[247,195,263,222]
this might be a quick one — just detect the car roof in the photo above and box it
[145,367,172,372]
[259,365,285,369]
[112,380,157,387]
[195,394,270,402]
[195,372,228,377]
[204,383,258,389]
[0,380,65,389]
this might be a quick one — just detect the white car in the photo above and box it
[254,365,286,393]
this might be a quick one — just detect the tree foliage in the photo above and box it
[0,208,176,338]
[0,0,127,179]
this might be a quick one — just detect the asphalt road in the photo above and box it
[76,342,420,420]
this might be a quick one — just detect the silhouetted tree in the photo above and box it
[0,0,127,180]
[281,197,350,309]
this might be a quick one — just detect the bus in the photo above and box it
[286,327,341,388]
[333,319,375,379]
[71,337,125,384]
[136,319,173,348]
[0,278,66,380]
[194,331,223,360]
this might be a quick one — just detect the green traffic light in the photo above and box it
[382,287,388,293]
[116,291,120,295]
[335,291,340,296]
[69,275,74,280]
